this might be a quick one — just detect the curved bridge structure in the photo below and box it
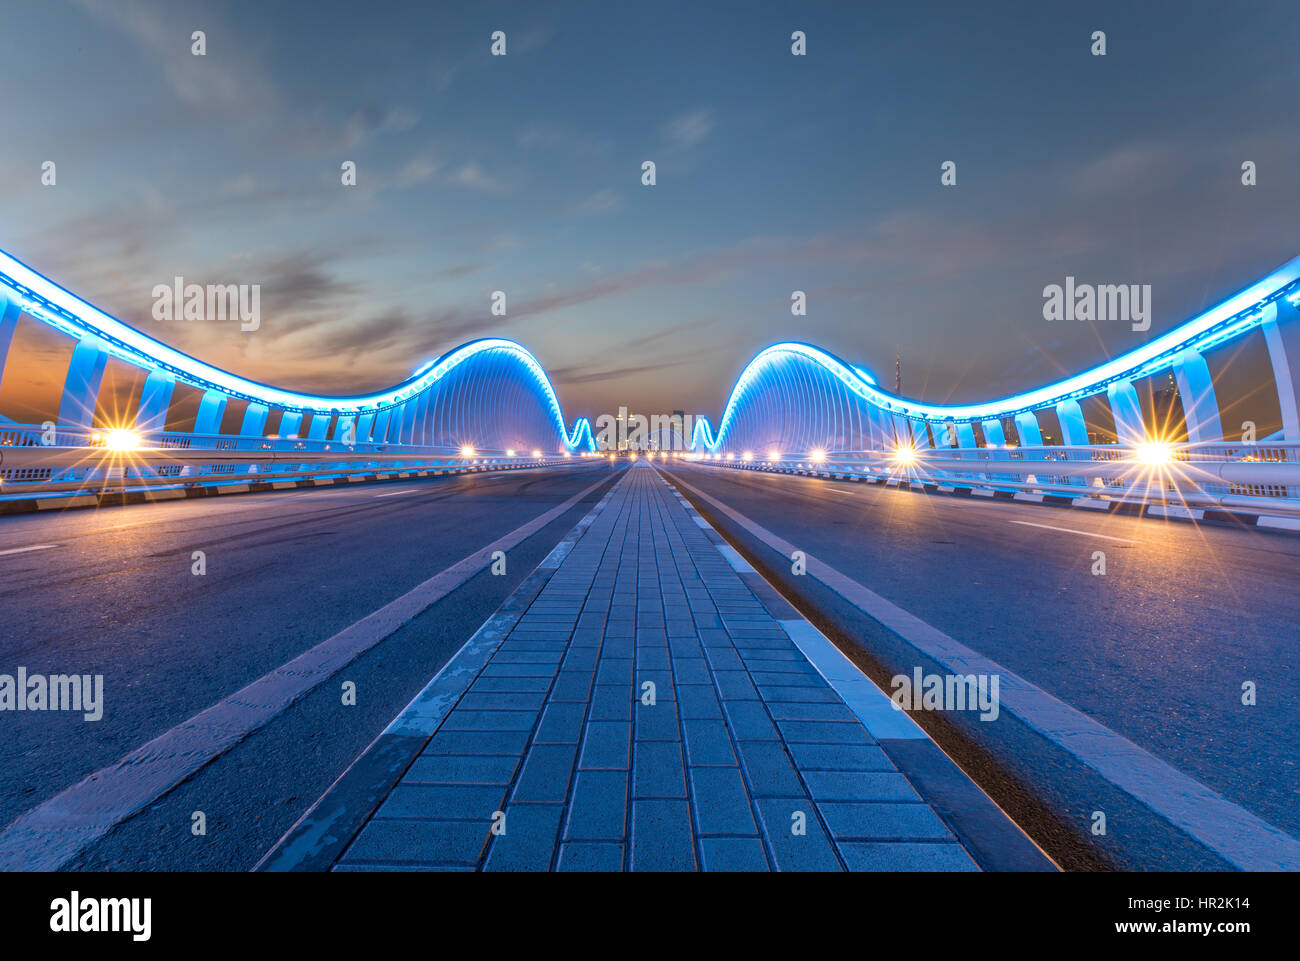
[0,247,595,500]
[689,257,1300,518]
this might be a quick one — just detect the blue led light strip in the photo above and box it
[0,246,595,451]
[693,255,1300,450]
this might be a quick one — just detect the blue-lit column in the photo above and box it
[1055,399,1089,446]
[1014,411,1044,446]
[1054,399,1089,486]
[954,422,977,447]
[981,419,1006,446]
[240,403,269,437]
[372,408,392,444]
[1172,348,1223,442]
[57,336,109,429]
[0,292,19,383]
[356,412,375,444]
[910,420,932,450]
[1107,380,1146,445]
[333,415,357,444]
[1261,298,1300,441]
[134,369,176,433]
[308,413,331,440]
[398,396,419,445]
[278,411,303,438]
[193,390,228,435]
[387,402,408,444]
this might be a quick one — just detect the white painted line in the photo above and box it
[373,488,416,498]
[0,474,613,871]
[0,544,58,558]
[669,471,1300,871]
[1258,514,1300,531]
[826,487,858,495]
[1011,520,1137,544]
[716,543,756,574]
[779,619,926,740]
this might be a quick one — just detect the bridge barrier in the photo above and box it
[677,440,1300,520]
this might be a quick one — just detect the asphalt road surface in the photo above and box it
[0,461,620,870]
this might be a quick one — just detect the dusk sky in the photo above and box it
[1,0,1298,424]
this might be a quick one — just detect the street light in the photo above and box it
[891,444,917,466]
[1135,441,1174,466]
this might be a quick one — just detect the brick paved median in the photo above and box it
[332,463,979,871]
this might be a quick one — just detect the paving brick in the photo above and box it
[838,842,978,872]
[676,684,723,720]
[579,720,632,770]
[423,730,530,757]
[802,771,920,803]
[785,741,896,772]
[689,766,757,835]
[344,818,488,866]
[587,684,633,721]
[700,837,769,871]
[404,754,520,785]
[511,744,578,803]
[754,798,843,872]
[534,701,587,743]
[682,719,737,766]
[818,802,955,841]
[722,700,780,740]
[376,784,508,821]
[565,770,629,840]
[631,799,696,871]
[735,740,806,797]
[483,804,565,871]
[633,739,687,799]
[558,842,625,872]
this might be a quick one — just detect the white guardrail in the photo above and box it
[0,424,584,499]
[678,440,1300,519]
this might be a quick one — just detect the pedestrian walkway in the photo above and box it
[269,462,1047,871]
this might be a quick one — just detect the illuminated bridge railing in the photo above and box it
[687,253,1300,518]
[0,246,595,501]
[682,441,1300,519]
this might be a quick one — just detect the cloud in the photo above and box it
[72,0,277,112]
[572,188,621,215]
[662,109,715,151]
[447,162,513,194]
[518,124,614,158]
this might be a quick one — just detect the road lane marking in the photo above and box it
[373,489,416,498]
[1011,520,1137,543]
[665,469,1300,871]
[827,486,858,495]
[0,474,614,872]
[0,544,58,557]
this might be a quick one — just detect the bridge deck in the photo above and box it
[286,463,1038,871]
